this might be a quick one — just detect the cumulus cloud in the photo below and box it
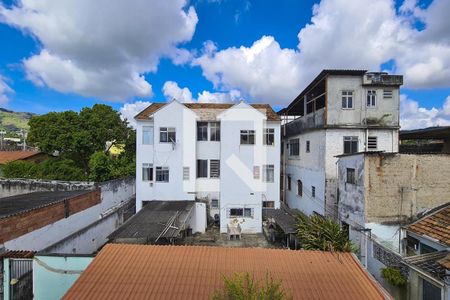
[119,101,152,128]
[0,0,198,101]
[194,0,450,105]
[162,81,241,103]
[400,94,450,130]
[0,76,14,106]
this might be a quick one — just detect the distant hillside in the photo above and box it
[0,108,36,133]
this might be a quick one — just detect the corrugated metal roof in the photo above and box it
[405,202,450,247]
[64,244,389,300]
[404,251,449,281]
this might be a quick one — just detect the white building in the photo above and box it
[281,70,402,218]
[134,100,281,234]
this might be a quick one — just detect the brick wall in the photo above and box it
[0,190,100,244]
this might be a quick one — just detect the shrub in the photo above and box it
[2,160,39,178]
[381,267,407,287]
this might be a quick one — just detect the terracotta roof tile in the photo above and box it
[405,203,450,247]
[134,102,280,121]
[64,244,389,300]
[438,253,450,269]
[0,151,40,164]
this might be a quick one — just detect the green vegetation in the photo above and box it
[0,108,34,133]
[212,272,291,300]
[296,214,356,252]
[2,104,136,182]
[381,267,407,287]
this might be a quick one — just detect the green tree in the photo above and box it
[212,272,291,300]
[296,214,356,252]
[88,151,114,182]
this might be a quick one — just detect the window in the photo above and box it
[343,136,358,154]
[244,208,253,218]
[210,160,220,178]
[160,127,176,143]
[297,180,303,196]
[197,122,208,141]
[288,138,300,156]
[306,141,310,153]
[263,128,275,145]
[346,168,356,184]
[262,165,274,182]
[253,166,260,179]
[142,163,153,181]
[240,130,255,145]
[229,208,243,217]
[311,186,316,198]
[197,160,208,178]
[287,176,291,191]
[367,90,376,107]
[211,199,219,209]
[156,167,169,182]
[142,126,153,144]
[422,278,441,300]
[367,136,377,150]
[342,90,353,109]
[210,122,220,141]
[183,167,189,180]
[263,201,275,208]
[383,90,393,99]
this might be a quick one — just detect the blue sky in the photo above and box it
[0,0,449,129]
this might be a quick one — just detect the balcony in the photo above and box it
[363,73,403,86]
[283,108,325,137]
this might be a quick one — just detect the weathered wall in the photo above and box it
[365,154,450,222]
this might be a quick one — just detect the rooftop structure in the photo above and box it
[0,150,45,165]
[64,244,389,299]
[404,251,450,286]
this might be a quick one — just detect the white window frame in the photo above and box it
[240,130,255,145]
[142,163,153,181]
[197,122,208,141]
[341,90,354,109]
[142,126,153,145]
[210,122,220,141]
[160,127,176,143]
[367,90,377,107]
[211,199,219,209]
[343,136,358,154]
[210,160,220,178]
[155,166,169,182]
[197,159,208,178]
[262,165,274,183]
[263,128,275,146]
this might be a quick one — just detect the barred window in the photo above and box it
[368,136,377,150]
[155,167,169,182]
[306,141,310,153]
[210,160,220,178]
[183,167,189,180]
[383,90,393,99]
[311,186,316,198]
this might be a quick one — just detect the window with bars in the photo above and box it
[210,122,220,141]
[367,90,377,107]
[343,136,358,154]
[262,165,274,182]
[288,138,300,156]
[211,199,219,208]
[383,90,393,99]
[297,180,303,196]
[253,166,260,179]
[210,160,220,178]
[346,168,356,184]
[263,128,275,145]
[311,186,316,198]
[368,136,377,150]
[240,130,255,144]
[142,126,153,144]
[342,90,354,109]
[142,163,153,181]
[229,208,243,217]
[197,160,208,178]
[306,140,310,153]
[155,167,169,182]
[160,127,176,143]
[183,167,189,180]
[197,122,208,141]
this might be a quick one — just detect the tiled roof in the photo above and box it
[64,244,389,300]
[134,102,280,121]
[404,251,449,281]
[438,253,450,269]
[405,202,450,247]
[0,150,40,164]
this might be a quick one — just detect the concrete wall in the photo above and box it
[33,255,92,300]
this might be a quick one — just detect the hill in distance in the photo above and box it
[0,107,36,133]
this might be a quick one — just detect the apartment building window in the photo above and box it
[297,180,303,196]
[211,199,219,209]
[342,90,353,109]
[263,201,275,208]
[210,160,220,178]
[383,90,393,99]
[287,176,291,191]
[229,208,243,217]
[183,167,190,180]
[240,130,255,145]
[160,127,176,143]
[311,186,316,198]
[210,122,220,141]
[155,167,169,182]
[142,163,153,181]
[244,208,253,218]
[288,138,300,156]
[368,136,377,150]
[197,160,208,178]
[367,90,377,107]
[262,165,274,182]
[306,141,310,153]
[343,136,358,154]
[197,122,208,141]
[346,168,356,184]
[252,166,260,179]
[142,126,153,145]
[263,128,275,145]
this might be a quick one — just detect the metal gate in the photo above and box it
[9,258,33,300]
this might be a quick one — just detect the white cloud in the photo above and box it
[119,100,152,128]
[0,0,198,101]
[194,0,450,105]
[0,76,14,106]
[400,94,450,130]
[162,81,241,103]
